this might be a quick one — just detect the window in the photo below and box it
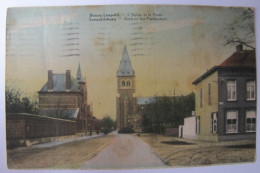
[200,88,203,107]
[247,81,255,100]
[122,80,125,87]
[196,116,200,134]
[127,80,131,87]
[211,112,217,133]
[246,110,256,132]
[208,83,212,105]
[226,110,238,133]
[227,80,236,101]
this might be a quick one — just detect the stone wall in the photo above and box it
[6,113,76,140]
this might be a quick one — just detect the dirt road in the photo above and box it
[7,133,255,169]
[139,134,256,167]
[82,134,166,169]
[7,134,114,169]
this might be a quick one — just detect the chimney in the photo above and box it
[236,44,243,52]
[66,70,71,91]
[47,70,53,91]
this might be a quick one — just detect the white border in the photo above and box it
[1,0,259,173]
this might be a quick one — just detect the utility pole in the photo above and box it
[173,88,176,127]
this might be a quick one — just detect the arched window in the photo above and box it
[122,80,125,87]
[127,80,131,87]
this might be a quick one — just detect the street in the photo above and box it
[82,133,165,169]
[7,132,255,169]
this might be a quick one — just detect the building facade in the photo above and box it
[38,64,91,133]
[192,45,256,141]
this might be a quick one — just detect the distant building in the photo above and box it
[132,97,156,132]
[38,64,92,133]
[192,45,256,141]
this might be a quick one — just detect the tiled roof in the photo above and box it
[117,46,135,77]
[219,50,255,67]
[40,74,79,92]
[192,49,256,85]
[6,113,75,122]
[39,108,79,119]
[137,97,156,105]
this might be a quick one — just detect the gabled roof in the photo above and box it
[219,50,255,67]
[40,74,79,92]
[192,49,256,85]
[39,108,79,119]
[117,46,135,77]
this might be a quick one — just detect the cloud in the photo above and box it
[142,18,205,33]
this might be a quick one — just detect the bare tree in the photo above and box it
[223,7,255,49]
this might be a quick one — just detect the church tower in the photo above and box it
[76,63,88,132]
[116,46,136,129]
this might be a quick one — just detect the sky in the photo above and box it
[5,5,255,119]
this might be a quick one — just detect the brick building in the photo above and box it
[192,45,256,141]
[38,64,91,133]
[116,46,157,130]
[116,46,137,129]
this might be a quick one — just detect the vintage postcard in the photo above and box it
[5,4,256,170]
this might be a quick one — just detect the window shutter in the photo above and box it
[210,113,213,133]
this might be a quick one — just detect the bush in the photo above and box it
[7,139,26,149]
[102,129,112,135]
[101,116,115,135]
[118,127,135,134]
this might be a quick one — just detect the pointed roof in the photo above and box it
[76,63,84,83]
[117,46,135,77]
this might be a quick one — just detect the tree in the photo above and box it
[5,84,39,114]
[101,116,115,134]
[142,93,195,134]
[223,7,255,49]
[6,85,22,113]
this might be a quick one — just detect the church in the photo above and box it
[116,46,155,131]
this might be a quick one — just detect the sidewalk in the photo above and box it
[32,133,105,149]
[169,135,256,147]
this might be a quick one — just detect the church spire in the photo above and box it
[117,46,135,77]
[77,63,84,83]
